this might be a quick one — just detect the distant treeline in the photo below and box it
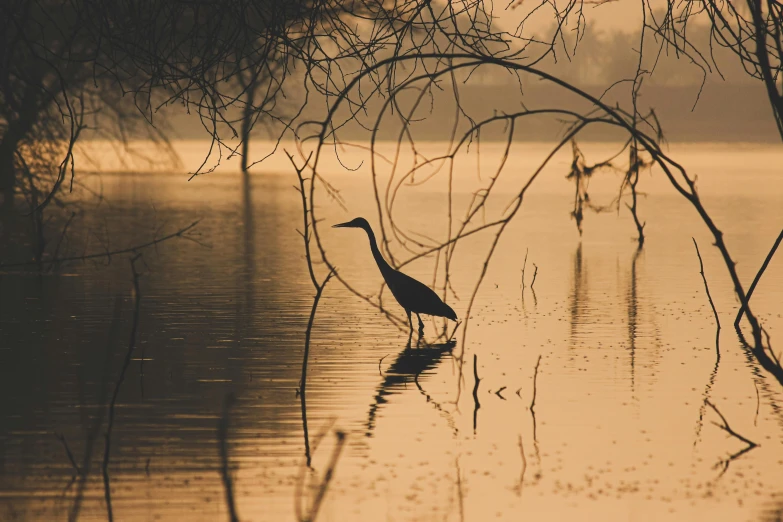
[158,21,777,143]
[164,79,777,143]
[532,20,761,88]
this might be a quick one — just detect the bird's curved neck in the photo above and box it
[363,226,394,277]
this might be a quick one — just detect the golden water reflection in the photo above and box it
[1,143,782,521]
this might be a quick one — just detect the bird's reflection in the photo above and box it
[366,340,456,436]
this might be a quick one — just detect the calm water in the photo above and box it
[1,142,782,521]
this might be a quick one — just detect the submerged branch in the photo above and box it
[218,393,240,522]
[692,238,721,331]
[530,355,542,413]
[102,254,143,522]
[705,399,759,478]
[472,354,481,434]
[291,149,336,468]
[734,229,783,328]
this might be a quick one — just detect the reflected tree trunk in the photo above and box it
[627,248,640,402]
[568,243,587,347]
[239,76,255,175]
[240,156,256,326]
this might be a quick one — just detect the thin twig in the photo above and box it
[514,434,527,496]
[291,150,336,469]
[531,263,538,290]
[300,269,335,396]
[705,399,758,477]
[735,229,783,328]
[692,237,721,330]
[762,328,780,367]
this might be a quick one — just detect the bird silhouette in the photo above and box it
[333,217,458,337]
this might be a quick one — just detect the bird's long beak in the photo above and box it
[332,221,353,228]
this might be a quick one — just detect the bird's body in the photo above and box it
[333,217,457,335]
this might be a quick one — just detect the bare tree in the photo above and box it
[646,0,783,139]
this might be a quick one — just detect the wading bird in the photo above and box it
[333,217,458,337]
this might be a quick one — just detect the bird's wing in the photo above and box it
[387,269,447,314]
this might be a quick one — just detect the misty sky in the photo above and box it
[494,0,657,34]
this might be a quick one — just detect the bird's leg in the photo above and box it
[416,313,425,339]
[406,310,413,334]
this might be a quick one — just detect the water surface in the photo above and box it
[1,142,782,521]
